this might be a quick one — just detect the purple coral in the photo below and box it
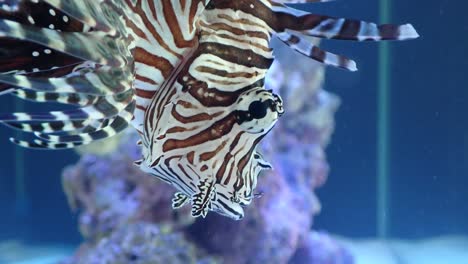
[61,222,215,264]
[62,132,193,240]
[290,231,355,264]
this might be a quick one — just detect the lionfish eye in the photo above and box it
[249,101,267,119]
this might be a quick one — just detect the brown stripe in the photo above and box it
[187,151,195,164]
[170,102,223,124]
[201,32,271,52]
[134,47,173,79]
[288,34,300,44]
[215,153,231,183]
[179,0,186,10]
[200,139,228,162]
[162,0,197,48]
[199,20,269,40]
[378,24,400,40]
[163,113,236,152]
[135,74,158,85]
[337,20,361,40]
[188,0,201,32]
[123,16,147,40]
[129,0,183,59]
[197,42,273,69]
[311,46,326,63]
[195,65,256,79]
[217,13,267,30]
[185,74,263,107]
[166,125,200,133]
[135,88,156,99]
[136,104,146,111]
[177,100,198,109]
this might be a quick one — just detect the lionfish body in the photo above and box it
[0,0,418,220]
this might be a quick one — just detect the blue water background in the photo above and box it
[0,0,466,245]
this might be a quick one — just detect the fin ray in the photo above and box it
[12,89,100,106]
[0,19,130,66]
[0,66,133,95]
[9,137,84,149]
[0,90,133,121]
[277,31,357,71]
[35,101,134,143]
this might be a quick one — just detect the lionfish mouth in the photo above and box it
[0,0,418,220]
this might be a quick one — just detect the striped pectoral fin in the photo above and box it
[21,86,130,119]
[2,115,117,135]
[271,4,419,41]
[191,178,217,218]
[0,0,90,32]
[2,119,92,133]
[33,117,127,143]
[0,94,131,122]
[12,89,99,106]
[0,38,82,74]
[33,101,134,143]
[0,1,88,74]
[43,0,117,33]
[0,109,90,122]
[276,31,357,71]
[0,66,133,95]
[9,137,85,149]
[6,101,133,149]
[80,117,116,133]
[0,19,130,67]
[172,192,190,209]
[297,16,418,41]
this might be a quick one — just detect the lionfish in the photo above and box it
[0,0,418,220]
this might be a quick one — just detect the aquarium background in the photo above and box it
[0,0,467,263]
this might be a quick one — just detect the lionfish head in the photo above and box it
[138,81,282,220]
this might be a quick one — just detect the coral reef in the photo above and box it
[289,232,354,264]
[62,131,193,241]
[61,40,352,264]
[61,222,217,264]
